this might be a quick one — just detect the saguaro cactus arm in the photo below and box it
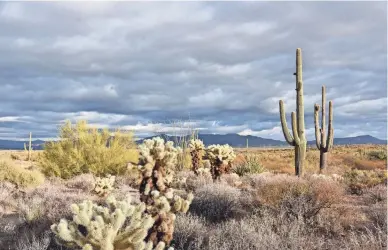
[314,104,321,149]
[279,100,295,146]
[291,112,300,145]
[325,101,334,151]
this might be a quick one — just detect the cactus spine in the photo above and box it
[279,48,307,177]
[314,85,334,172]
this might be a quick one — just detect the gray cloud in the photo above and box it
[0,1,386,140]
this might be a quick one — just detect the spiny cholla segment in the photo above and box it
[188,139,205,175]
[94,175,115,197]
[206,144,236,181]
[50,195,158,250]
[137,137,194,247]
[138,137,180,200]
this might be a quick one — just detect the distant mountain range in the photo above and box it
[0,134,385,150]
[138,134,387,147]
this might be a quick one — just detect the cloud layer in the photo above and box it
[0,2,386,140]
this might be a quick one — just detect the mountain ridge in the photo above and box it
[138,133,386,147]
[0,134,384,150]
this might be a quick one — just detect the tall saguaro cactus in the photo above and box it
[24,132,32,161]
[314,85,334,172]
[279,48,307,177]
[28,132,32,161]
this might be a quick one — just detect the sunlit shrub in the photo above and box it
[38,120,138,179]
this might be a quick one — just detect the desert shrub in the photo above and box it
[220,173,242,187]
[337,226,387,250]
[15,231,51,250]
[0,181,17,218]
[343,169,387,195]
[18,196,45,223]
[254,175,343,223]
[173,214,208,250]
[363,185,387,229]
[367,150,387,161]
[9,179,97,249]
[64,173,95,192]
[175,149,193,172]
[0,161,45,188]
[10,153,20,160]
[174,211,326,250]
[364,184,387,204]
[174,211,387,250]
[366,203,387,229]
[241,172,275,188]
[175,170,213,191]
[15,180,93,225]
[232,154,266,176]
[38,120,138,179]
[189,183,255,223]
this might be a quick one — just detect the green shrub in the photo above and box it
[38,120,138,179]
[0,161,45,188]
[232,154,266,176]
[343,169,387,195]
[367,150,387,161]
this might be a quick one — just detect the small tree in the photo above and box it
[38,120,138,179]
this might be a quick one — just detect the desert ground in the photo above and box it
[0,141,386,250]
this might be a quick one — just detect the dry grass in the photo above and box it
[234,144,387,175]
[343,169,387,195]
[0,160,45,188]
[189,183,256,223]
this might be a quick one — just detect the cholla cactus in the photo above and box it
[206,144,236,181]
[188,139,205,175]
[50,195,157,250]
[137,137,194,247]
[138,137,180,201]
[94,175,116,197]
[197,167,210,175]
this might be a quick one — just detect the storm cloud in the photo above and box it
[0,1,386,140]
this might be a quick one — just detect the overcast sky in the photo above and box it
[0,1,386,141]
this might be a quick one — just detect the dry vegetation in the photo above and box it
[0,123,386,250]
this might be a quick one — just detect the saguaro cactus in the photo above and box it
[314,85,334,172]
[279,48,307,177]
[24,132,32,161]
